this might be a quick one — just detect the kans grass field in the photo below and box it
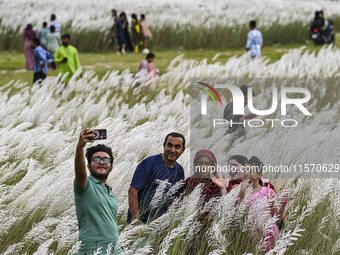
[0,0,340,254]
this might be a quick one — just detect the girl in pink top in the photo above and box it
[239,156,288,253]
[137,52,159,75]
[137,52,160,88]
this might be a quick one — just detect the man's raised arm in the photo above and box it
[74,128,94,188]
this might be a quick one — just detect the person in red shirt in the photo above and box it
[185,150,226,199]
[185,150,227,228]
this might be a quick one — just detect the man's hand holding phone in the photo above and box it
[77,129,107,149]
[77,128,95,149]
[87,129,107,140]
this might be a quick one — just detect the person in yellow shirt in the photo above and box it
[131,14,143,53]
[54,34,82,84]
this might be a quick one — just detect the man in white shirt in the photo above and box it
[49,14,61,37]
[246,20,263,58]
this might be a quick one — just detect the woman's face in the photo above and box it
[228,159,244,180]
[244,164,261,180]
[194,155,214,178]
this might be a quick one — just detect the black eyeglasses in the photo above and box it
[91,156,111,164]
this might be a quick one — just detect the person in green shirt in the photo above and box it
[74,129,120,254]
[54,34,82,84]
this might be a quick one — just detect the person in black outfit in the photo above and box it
[121,12,133,52]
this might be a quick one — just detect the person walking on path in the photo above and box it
[246,20,263,58]
[54,34,82,84]
[31,37,48,84]
[131,14,144,53]
[140,14,152,49]
[121,12,133,52]
[110,9,117,49]
[115,13,127,54]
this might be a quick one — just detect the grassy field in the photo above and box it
[1,39,340,254]
[1,35,339,88]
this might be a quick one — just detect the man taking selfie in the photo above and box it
[74,128,119,254]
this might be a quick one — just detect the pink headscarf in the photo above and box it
[193,150,218,177]
[24,24,37,40]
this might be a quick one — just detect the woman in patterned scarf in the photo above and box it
[185,150,227,201]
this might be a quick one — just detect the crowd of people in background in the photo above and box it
[20,8,335,88]
[23,11,156,86]
[24,15,61,71]
[21,11,266,88]
[111,9,153,54]
[23,14,81,85]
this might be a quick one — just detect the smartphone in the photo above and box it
[88,129,107,140]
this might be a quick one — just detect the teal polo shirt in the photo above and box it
[74,176,119,254]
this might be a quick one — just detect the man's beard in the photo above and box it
[62,42,69,46]
[89,168,109,180]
